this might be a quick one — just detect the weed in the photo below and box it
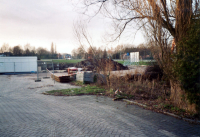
[44,85,105,96]
[163,104,173,109]
[71,81,84,86]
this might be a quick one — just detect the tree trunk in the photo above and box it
[175,0,192,47]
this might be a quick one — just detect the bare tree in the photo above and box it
[0,43,10,53]
[73,21,94,54]
[74,21,98,60]
[97,47,103,58]
[79,0,199,65]
[80,0,199,41]
[24,43,31,56]
[71,49,78,59]
[73,21,114,86]
[30,46,37,56]
[87,46,94,59]
[37,47,50,59]
[103,48,107,59]
[55,45,57,54]
[51,42,54,56]
[77,0,200,112]
[77,46,86,59]
[12,45,23,56]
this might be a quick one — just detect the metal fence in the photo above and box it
[35,61,55,82]
[0,61,37,74]
[123,58,157,66]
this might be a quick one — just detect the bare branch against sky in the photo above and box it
[0,0,145,53]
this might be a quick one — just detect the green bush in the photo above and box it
[173,21,200,112]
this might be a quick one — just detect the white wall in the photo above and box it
[0,57,37,73]
[130,52,139,62]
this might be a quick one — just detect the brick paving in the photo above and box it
[0,74,200,137]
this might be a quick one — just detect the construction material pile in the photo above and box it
[47,69,71,83]
[75,59,128,72]
[51,75,71,83]
[123,65,163,81]
[143,65,163,80]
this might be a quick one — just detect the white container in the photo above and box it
[0,57,37,73]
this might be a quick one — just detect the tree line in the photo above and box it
[71,43,153,60]
[0,42,60,59]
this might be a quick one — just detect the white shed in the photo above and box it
[0,57,37,73]
[130,52,139,62]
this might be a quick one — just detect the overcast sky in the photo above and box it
[0,0,145,54]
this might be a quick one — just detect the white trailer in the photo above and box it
[0,57,37,73]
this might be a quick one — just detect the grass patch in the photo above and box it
[43,85,105,96]
[115,60,124,64]
[114,60,156,65]
[70,81,85,86]
[163,104,186,113]
[41,59,155,65]
[41,59,84,64]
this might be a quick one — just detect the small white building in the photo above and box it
[0,57,37,73]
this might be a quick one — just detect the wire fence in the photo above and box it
[35,61,55,82]
[123,59,157,66]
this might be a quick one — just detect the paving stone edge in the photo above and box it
[123,99,200,124]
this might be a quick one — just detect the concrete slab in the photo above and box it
[0,74,200,136]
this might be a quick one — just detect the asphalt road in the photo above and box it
[0,74,200,137]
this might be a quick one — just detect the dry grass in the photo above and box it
[107,73,170,101]
[74,59,199,119]
[95,61,169,101]
[95,72,200,119]
[93,62,200,119]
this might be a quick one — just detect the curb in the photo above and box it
[122,99,200,124]
[123,99,147,108]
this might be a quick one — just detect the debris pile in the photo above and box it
[47,69,71,83]
[143,65,163,80]
[75,59,128,71]
[124,65,163,81]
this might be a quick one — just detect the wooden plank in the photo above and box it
[48,69,71,83]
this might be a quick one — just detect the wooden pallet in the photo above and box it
[47,69,71,83]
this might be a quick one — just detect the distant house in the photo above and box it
[62,53,72,59]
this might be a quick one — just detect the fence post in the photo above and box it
[46,62,47,77]
[52,61,55,84]
[35,61,41,82]
[14,62,15,75]
[43,62,50,79]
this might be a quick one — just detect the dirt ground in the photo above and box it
[0,73,81,94]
